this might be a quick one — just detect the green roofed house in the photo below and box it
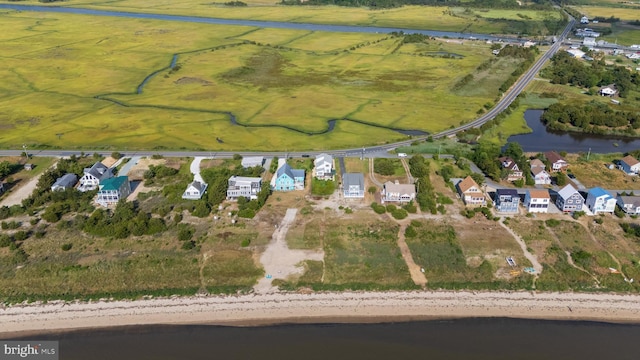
[97,176,131,206]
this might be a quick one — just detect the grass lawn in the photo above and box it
[344,158,368,174]
[0,156,55,200]
[0,10,514,151]
[565,153,640,190]
[574,6,640,21]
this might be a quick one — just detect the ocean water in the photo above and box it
[11,318,640,360]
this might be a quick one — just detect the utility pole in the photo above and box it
[587,147,591,161]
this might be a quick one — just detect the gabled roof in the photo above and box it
[188,180,207,192]
[241,156,264,168]
[228,176,261,185]
[544,151,566,165]
[99,176,128,191]
[52,173,78,189]
[277,163,305,180]
[499,157,519,171]
[496,188,518,197]
[84,162,111,180]
[618,195,640,208]
[314,153,333,166]
[587,187,612,199]
[621,155,640,167]
[557,184,579,200]
[457,176,481,193]
[528,189,550,199]
[530,159,545,169]
[343,173,364,189]
[531,167,548,176]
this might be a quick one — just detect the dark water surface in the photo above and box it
[10,318,640,360]
[508,110,640,153]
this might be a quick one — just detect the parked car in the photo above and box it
[398,153,408,158]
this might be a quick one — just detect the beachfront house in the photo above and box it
[456,176,485,206]
[342,173,365,198]
[272,162,305,191]
[381,180,416,203]
[313,153,334,180]
[79,162,113,192]
[495,188,519,214]
[524,189,550,213]
[585,187,616,214]
[241,156,264,169]
[227,176,261,200]
[499,157,523,182]
[619,155,640,175]
[616,195,640,215]
[182,180,208,200]
[544,151,568,172]
[96,176,131,206]
[556,184,584,212]
[51,173,78,192]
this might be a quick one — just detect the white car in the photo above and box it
[397,153,408,158]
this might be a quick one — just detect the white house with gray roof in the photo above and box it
[313,153,334,180]
[382,180,416,203]
[241,156,264,169]
[343,173,365,198]
[616,195,640,215]
[51,173,78,192]
[78,162,113,192]
[227,176,261,200]
[182,180,208,200]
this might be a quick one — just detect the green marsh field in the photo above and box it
[0,10,540,151]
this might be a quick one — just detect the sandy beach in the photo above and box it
[2,290,640,337]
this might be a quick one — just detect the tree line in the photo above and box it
[542,102,640,135]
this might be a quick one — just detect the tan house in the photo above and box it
[456,176,485,206]
[381,181,416,203]
[499,156,523,182]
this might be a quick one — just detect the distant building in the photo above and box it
[226,176,261,200]
[0,179,4,194]
[24,163,34,171]
[51,173,78,192]
[599,84,617,97]
[566,49,586,58]
[585,187,616,214]
[580,16,589,24]
[495,189,520,213]
[556,184,584,212]
[499,157,523,182]
[343,173,365,198]
[544,151,568,172]
[583,37,596,47]
[619,155,640,174]
[96,176,131,206]
[524,189,550,213]
[182,180,208,200]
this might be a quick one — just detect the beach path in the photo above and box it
[397,222,427,287]
[498,221,543,275]
[254,208,324,294]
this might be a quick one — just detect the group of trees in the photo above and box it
[496,45,538,93]
[409,155,438,214]
[470,142,534,184]
[81,201,167,239]
[544,51,640,97]
[542,102,640,134]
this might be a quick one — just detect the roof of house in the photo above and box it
[530,159,545,169]
[229,176,261,184]
[621,155,640,167]
[314,153,333,166]
[84,162,111,180]
[277,163,305,180]
[531,167,548,176]
[588,187,613,199]
[241,156,264,168]
[557,184,579,200]
[99,176,128,191]
[544,151,566,165]
[618,195,640,208]
[384,181,415,195]
[496,188,518,197]
[343,173,364,189]
[457,176,481,193]
[499,157,519,171]
[52,173,78,189]
[188,180,207,192]
[528,189,550,199]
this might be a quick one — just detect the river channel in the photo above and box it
[508,109,640,153]
[0,4,517,42]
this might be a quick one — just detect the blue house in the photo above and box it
[556,184,584,212]
[272,162,305,191]
[495,188,520,213]
[585,187,616,214]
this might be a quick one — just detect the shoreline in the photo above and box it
[3,290,640,338]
